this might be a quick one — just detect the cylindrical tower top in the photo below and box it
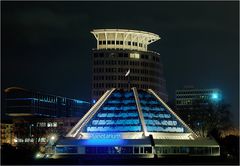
[91,29,160,51]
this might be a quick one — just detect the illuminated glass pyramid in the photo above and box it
[67,88,196,140]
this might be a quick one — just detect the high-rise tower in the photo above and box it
[91,29,167,102]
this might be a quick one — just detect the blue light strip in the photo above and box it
[74,99,90,104]
[7,98,89,104]
[6,98,37,101]
[82,139,124,146]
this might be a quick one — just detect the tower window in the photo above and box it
[130,53,140,59]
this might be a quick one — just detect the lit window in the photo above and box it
[53,122,57,127]
[130,53,140,59]
[47,122,52,127]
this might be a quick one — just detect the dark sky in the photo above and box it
[2,1,239,127]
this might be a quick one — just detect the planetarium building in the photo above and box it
[52,88,220,158]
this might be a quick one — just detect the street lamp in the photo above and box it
[35,152,43,159]
[50,136,55,141]
[48,134,58,145]
[45,134,58,157]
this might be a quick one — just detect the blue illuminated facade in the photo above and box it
[83,90,142,132]
[52,88,220,158]
[138,90,185,133]
[82,89,187,133]
[4,87,90,118]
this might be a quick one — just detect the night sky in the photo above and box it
[2,1,239,127]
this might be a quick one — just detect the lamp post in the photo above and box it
[29,124,34,137]
[48,134,57,145]
[45,134,58,156]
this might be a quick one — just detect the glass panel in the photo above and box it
[82,89,142,132]
[56,146,78,153]
[85,147,96,154]
[138,89,187,133]
[121,147,133,154]
[97,147,108,154]
[134,147,139,153]
[140,147,144,153]
[144,147,152,153]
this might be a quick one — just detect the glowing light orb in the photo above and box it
[35,153,42,159]
[211,93,219,100]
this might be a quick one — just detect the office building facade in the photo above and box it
[1,123,14,146]
[175,86,223,137]
[4,87,90,118]
[3,87,91,145]
[175,86,222,110]
[91,29,168,102]
[13,117,80,144]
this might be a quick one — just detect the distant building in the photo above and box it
[175,86,222,110]
[4,87,90,118]
[1,123,14,146]
[91,29,168,102]
[3,87,91,146]
[175,86,223,137]
[13,117,80,144]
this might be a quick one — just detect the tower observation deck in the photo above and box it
[91,29,160,51]
[91,29,168,102]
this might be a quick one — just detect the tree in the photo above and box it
[175,102,232,138]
